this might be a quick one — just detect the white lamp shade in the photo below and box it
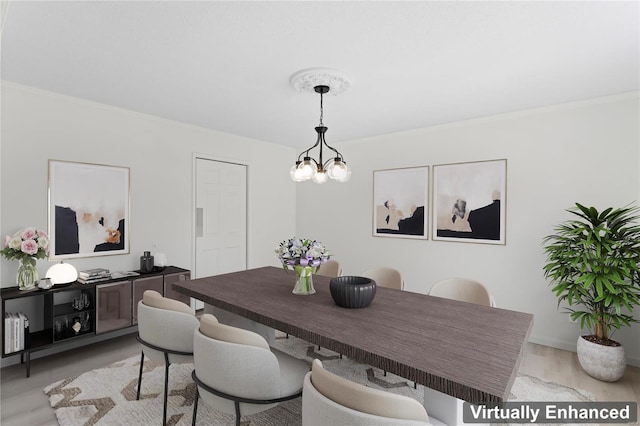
[46,262,78,284]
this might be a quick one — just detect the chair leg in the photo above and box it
[163,353,170,425]
[136,351,144,400]
[234,401,241,426]
[192,388,199,426]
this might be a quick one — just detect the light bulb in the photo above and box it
[335,164,351,182]
[329,160,348,181]
[300,158,315,180]
[312,170,328,184]
[325,158,336,179]
[290,163,305,182]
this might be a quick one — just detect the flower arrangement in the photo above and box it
[275,237,330,269]
[1,228,50,264]
[275,237,330,295]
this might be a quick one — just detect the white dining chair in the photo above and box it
[428,278,496,307]
[315,259,342,278]
[192,313,308,426]
[362,267,403,290]
[136,290,199,425]
[302,359,443,425]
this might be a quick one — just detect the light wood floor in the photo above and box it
[1,333,638,426]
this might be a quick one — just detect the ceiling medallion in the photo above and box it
[290,68,351,96]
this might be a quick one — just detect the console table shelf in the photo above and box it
[1,266,190,377]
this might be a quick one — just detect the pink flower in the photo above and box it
[1,228,50,261]
[22,228,36,240]
[21,239,38,255]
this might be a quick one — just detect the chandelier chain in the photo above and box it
[319,91,324,126]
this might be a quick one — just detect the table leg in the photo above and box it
[424,387,487,426]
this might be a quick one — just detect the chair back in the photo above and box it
[302,359,430,425]
[316,260,342,278]
[137,291,198,364]
[362,267,403,290]
[193,314,282,416]
[428,278,493,306]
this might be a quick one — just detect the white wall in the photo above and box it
[296,93,640,366]
[2,82,639,368]
[1,82,296,284]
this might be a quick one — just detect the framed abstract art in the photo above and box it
[48,160,130,259]
[373,166,429,239]
[432,159,507,244]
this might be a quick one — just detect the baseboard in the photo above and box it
[529,334,640,368]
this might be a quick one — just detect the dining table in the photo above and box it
[173,266,534,424]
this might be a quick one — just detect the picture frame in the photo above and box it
[373,166,429,239]
[432,159,507,244]
[48,160,130,259]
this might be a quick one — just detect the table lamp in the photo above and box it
[45,261,78,285]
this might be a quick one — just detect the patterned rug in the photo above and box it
[44,336,594,426]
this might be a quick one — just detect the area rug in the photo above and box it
[44,336,594,426]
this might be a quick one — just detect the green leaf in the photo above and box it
[542,202,640,335]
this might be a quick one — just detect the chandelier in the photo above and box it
[289,69,351,184]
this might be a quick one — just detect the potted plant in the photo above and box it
[543,203,640,381]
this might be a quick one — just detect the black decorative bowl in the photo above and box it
[329,276,377,309]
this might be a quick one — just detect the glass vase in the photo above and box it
[17,258,38,290]
[292,265,316,295]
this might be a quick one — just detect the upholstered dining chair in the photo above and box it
[315,259,342,278]
[302,359,442,426]
[192,313,308,426]
[428,278,496,307]
[136,290,199,425]
[362,267,403,290]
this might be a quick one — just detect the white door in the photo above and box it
[195,158,247,307]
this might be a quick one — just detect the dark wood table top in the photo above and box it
[173,266,533,404]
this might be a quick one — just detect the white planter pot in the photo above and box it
[576,335,626,382]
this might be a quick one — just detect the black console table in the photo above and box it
[1,266,190,377]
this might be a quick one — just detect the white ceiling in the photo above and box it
[2,1,638,148]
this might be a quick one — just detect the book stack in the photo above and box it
[78,268,112,284]
[4,312,29,354]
